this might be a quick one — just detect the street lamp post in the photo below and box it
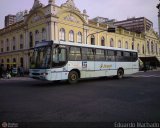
[86,28,115,44]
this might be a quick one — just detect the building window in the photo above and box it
[132,42,134,50]
[1,59,4,64]
[77,32,82,43]
[110,38,114,47]
[29,32,33,48]
[151,42,154,53]
[1,48,3,53]
[137,43,140,53]
[101,37,105,46]
[12,37,16,50]
[35,30,39,42]
[42,28,46,41]
[125,41,128,49]
[69,30,74,42]
[20,34,23,49]
[118,40,122,48]
[1,40,3,52]
[142,45,145,54]
[91,35,95,45]
[20,57,23,67]
[59,28,65,41]
[147,41,150,54]
[6,39,9,51]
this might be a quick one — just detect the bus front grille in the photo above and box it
[32,73,40,75]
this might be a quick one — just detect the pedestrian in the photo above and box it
[20,66,24,77]
[18,66,20,76]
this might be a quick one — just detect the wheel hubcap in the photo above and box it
[118,71,123,77]
[71,74,77,81]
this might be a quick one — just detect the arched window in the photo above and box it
[101,37,105,46]
[35,30,39,42]
[12,37,16,50]
[29,32,33,48]
[151,42,154,53]
[110,38,114,47]
[91,35,95,45]
[1,40,4,52]
[142,45,145,54]
[77,32,82,43]
[6,39,10,51]
[125,41,128,49]
[69,30,74,42]
[137,43,140,53]
[147,41,150,54]
[132,42,134,50]
[20,57,23,67]
[20,34,23,49]
[118,40,122,48]
[42,28,46,41]
[1,59,4,64]
[59,28,65,41]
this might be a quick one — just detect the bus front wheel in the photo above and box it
[68,71,79,84]
[117,69,124,79]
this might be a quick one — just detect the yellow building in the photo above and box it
[0,0,160,71]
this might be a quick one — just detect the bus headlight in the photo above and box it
[41,73,48,76]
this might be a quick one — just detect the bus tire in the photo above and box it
[68,71,79,84]
[117,69,124,79]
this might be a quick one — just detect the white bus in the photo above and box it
[29,41,139,84]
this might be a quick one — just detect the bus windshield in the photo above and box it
[30,46,51,69]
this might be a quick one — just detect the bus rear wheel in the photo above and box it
[68,71,79,84]
[117,69,124,79]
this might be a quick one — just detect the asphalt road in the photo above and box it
[0,71,160,127]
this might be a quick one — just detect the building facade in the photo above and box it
[0,0,160,72]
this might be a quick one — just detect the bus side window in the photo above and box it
[116,51,123,62]
[82,48,88,61]
[87,48,94,61]
[106,50,115,61]
[95,49,105,61]
[69,47,81,61]
[132,52,138,62]
[123,51,130,62]
[59,48,67,62]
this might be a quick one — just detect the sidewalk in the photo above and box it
[0,76,35,81]
[139,67,160,72]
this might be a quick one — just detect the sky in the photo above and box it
[0,0,159,32]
